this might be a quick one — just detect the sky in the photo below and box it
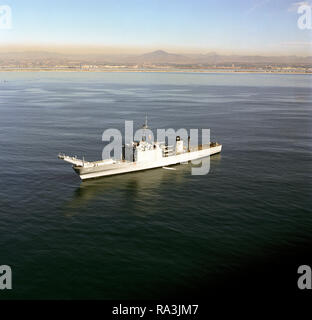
[0,0,311,55]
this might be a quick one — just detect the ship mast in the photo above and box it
[142,114,148,141]
[143,114,148,129]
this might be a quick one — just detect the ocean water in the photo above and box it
[0,72,311,299]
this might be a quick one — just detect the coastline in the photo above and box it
[0,68,311,75]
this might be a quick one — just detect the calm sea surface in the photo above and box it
[0,72,311,299]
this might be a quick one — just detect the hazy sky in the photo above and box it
[1,0,311,55]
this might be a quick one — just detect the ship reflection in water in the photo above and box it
[63,154,222,217]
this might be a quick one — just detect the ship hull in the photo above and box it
[77,145,222,181]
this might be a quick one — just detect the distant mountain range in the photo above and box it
[133,50,189,64]
[1,50,311,67]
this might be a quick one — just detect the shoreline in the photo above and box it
[0,69,311,75]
